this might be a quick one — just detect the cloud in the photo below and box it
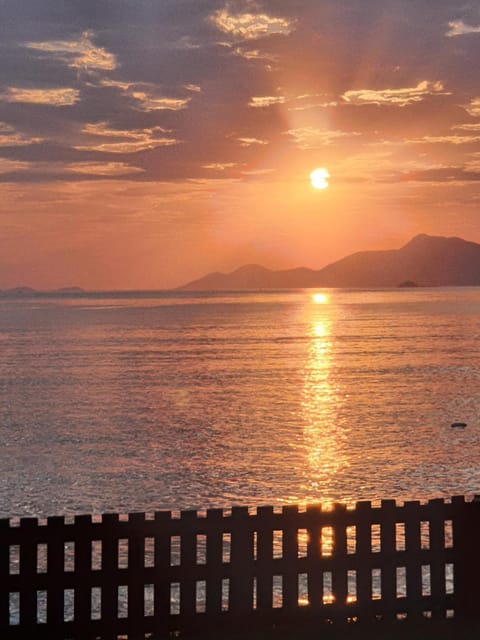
[233,47,278,62]
[446,20,480,37]
[0,87,80,106]
[98,78,132,91]
[464,98,480,116]
[248,95,286,107]
[23,31,117,71]
[210,7,293,40]
[465,153,480,171]
[342,81,449,107]
[453,123,480,132]
[408,135,480,145]
[96,79,190,112]
[130,91,190,111]
[0,158,144,178]
[174,36,202,51]
[0,158,31,173]
[285,127,359,149]
[65,162,144,176]
[249,92,336,111]
[74,122,180,153]
[288,97,338,111]
[237,137,269,147]
[0,122,42,147]
[241,168,276,176]
[183,84,202,93]
[201,162,238,171]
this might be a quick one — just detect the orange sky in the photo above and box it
[0,1,479,289]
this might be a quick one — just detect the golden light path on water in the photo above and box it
[294,293,349,606]
[297,293,349,505]
[294,294,346,606]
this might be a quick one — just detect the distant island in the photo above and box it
[178,234,480,290]
[54,287,85,294]
[0,286,85,296]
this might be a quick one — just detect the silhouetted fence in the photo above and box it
[2,496,480,638]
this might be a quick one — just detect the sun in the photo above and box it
[310,167,330,190]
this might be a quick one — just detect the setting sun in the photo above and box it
[310,168,330,190]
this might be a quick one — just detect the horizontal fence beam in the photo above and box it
[1,496,479,639]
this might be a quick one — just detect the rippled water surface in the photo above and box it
[1,288,480,517]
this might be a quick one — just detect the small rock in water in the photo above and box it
[451,422,467,428]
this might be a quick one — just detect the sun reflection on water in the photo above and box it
[312,292,328,305]
[300,310,349,501]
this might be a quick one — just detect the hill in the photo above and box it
[178,234,480,290]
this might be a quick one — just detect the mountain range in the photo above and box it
[178,234,480,290]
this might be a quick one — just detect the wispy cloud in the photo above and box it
[0,122,42,146]
[210,7,293,40]
[453,123,480,132]
[130,91,190,111]
[98,78,132,91]
[249,92,336,111]
[202,162,238,171]
[174,36,202,50]
[465,153,480,171]
[75,122,179,153]
[0,158,31,173]
[464,97,480,116]
[233,47,278,62]
[241,168,276,176]
[248,95,286,108]
[446,20,480,37]
[286,127,359,149]
[237,137,269,147]
[65,162,144,176]
[288,96,338,111]
[183,84,202,93]
[408,134,480,145]
[342,81,448,107]
[96,79,191,112]
[23,31,117,71]
[0,159,144,177]
[0,87,80,106]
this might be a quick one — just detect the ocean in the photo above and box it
[1,288,480,519]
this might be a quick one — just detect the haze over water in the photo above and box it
[1,288,480,519]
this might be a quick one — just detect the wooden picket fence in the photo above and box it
[2,495,480,638]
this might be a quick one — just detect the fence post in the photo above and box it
[19,517,38,628]
[229,507,254,614]
[454,495,480,619]
[0,519,11,631]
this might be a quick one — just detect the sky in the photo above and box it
[0,0,480,290]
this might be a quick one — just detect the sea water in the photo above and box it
[1,288,480,518]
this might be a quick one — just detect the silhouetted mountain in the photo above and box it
[178,234,480,290]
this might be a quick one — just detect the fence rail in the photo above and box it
[2,496,480,638]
